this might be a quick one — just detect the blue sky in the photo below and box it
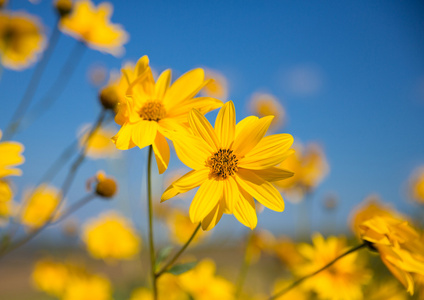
[1,0,424,239]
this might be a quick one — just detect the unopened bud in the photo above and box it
[54,0,73,18]
[96,177,117,198]
[99,86,119,110]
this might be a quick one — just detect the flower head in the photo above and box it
[0,130,25,178]
[62,272,111,300]
[112,55,223,174]
[82,211,141,261]
[59,0,128,56]
[162,101,294,230]
[32,259,69,297]
[0,11,46,70]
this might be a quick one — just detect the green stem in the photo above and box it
[146,145,157,300]
[235,231,254,299]
[155,223,201,278]
[268,243,367,300]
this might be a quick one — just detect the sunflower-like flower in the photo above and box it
[161,101,294,230]
[294,233,371,300]
[112,55,223,174]
[0,11,46,70]
[59,0,128,56]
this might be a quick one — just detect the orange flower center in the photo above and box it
[139,101,166,121]
[207,149,238,180]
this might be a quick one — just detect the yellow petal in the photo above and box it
[170,132,212,170]
[154,69,171,100]
[238,134,294,169]
[112,123,136,150]
[235,116,259,140]
[152,133,170,174]
[253,167,294,182]
[235,168,284,212]
[215,101,235,149]
[201,200,225,231]
[166,97,223,121]
[189,109,219,151]
[131,120,158,149]
[135,55,150,76]
[189,179,223,223]
[223,176,239,213]
[233,189,257,229]
[233,116,274,157]
[161,169,209,202]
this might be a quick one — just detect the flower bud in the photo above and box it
[93,171,117,199]
[99,86,119,110]
[54,0,73,18]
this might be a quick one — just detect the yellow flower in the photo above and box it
[358,214,424,295]
[178,259,235,300]
[409,166,424,204]
[294,233,371,300]
[166,209,207,245]
[63,273,112,300]
[249,92,286,130]
[20,184,61,229]
[0,11,46,70]
[32,259,69,297]
[0,179,14,225]
[59,0,128,56]
[82,211,141,261]
[0,130,25,178]
[365,280,408,300]
[275,142,328,202]
[202,68,228,100]
[270,235,304,269]
[112,55,223,174]
[161,101,294,230]
[78,125,119,159]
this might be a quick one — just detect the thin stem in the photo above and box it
[268,243,367,300]
[52,193,96,224]
[4,19,61,139]
[155,223,201,278]
[146,145,157,300]
[235,231,254,299]
[5,41,86,137]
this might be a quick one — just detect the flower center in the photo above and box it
[139,101,166,121]
[207,149,238,180]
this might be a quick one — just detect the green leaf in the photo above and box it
[167,261,197,275]
[155,246,174,268]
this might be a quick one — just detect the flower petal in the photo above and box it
[152,132,170,174]
[161,168,209,202]
[253,167,294,182]
[189,179,223,223]
[235,168,285,212]
[201,200,225,231]
[166,97,223,121]
[112,123,136,150]
[224,176,239,213]
[215,101,235,149]
[233,116,274,157]
[189,109,219,151]
[131,120,158,149]
[235,116,258,140]
[155,69,171,100]
[234,189,257,229]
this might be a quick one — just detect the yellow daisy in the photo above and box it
[161,101,294,230]
[112,55,223,174]
[0,11,46,70]
[59,0,128,56]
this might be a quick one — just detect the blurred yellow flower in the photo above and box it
[162,101,294,230]
[32,259,69,297]
[0,11,46,70]
[409,166,424,204]
[0,130,25,178]
[63,273,112,300]
[130,273,188,300]
[202,68,228,100]
[249,92,286,130]
[0,179,14,224]
[112,55,223,174]
[20,184,61,229]
[365,280,408,300]
[82,211,141,261]
[178,259,235,300]
[294,233,371,300]
[59,0,128,56]
[275,142,328,202]
[78,125,119,159]
[272,278,309,300]
[359,214,424,295]
[270,235,304,269]
[166,209,207,245]
[246,229,276,263]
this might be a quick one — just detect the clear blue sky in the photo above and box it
[1,0,424,239]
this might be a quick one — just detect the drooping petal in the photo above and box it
[161,168,209,202]
[152,132,170,174]
[233,189,257,229]
[215,101,235,148]
[155,69,171,100]
[223,176,239,213]
[235,168,285,212]
[189,179,223,223]
[253,167,294,182]
[189,109,219,151]
[112,123,136,150]
[233,116,274,157]
[131,120,158,149]
[201,200,225,231]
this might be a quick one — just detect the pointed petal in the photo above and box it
[161,169,209,202]
[189,179,223,223]
[189,109,219,151]
[152,132,170,174]
[155,69,171,100]
[234,189,257,229]
[131,120,158,149]
[112,124,136,150]
[253,167,294,182]
[215,101,235,148]
[235,116,258,140]
[235,168,285,212]
[223,176,239,213]
[202,200,225,231]
[233,116,274,157]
